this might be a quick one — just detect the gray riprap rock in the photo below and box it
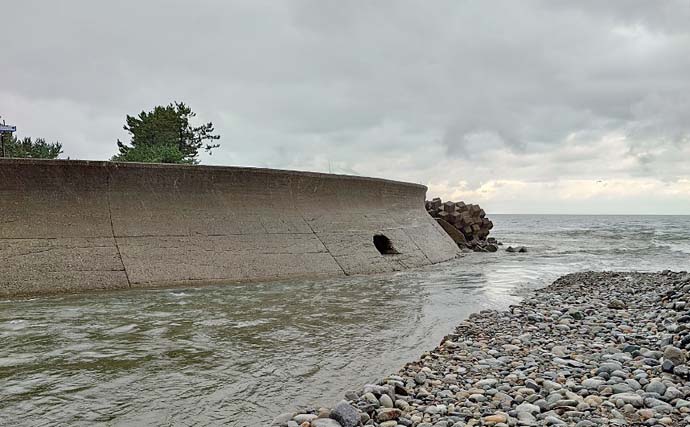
[676,399,690,408]
[645,380,667,395]
[515,402,540,415]
[344,391,358,401]
[379,394,394,408]
[330,401,359,427]
[362,392,379,406]
[608,299,626,309]
[664,386,683,401]
[674,364,690,377]
[525,379,540,391]
[582,378,605,389]
[544,415,566,425]
[311,418,343,427]
[293,414,317,424]
[362,384,388,396]
[644,397,673,411]
[664,346,686,366]
[611,383,634,394]
[517,411,537,424]
[611,393,644,407]
[598,361,623,374]
[272,412,294,426]
[475,378,498,388]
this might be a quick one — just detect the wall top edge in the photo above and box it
[0,158,427,191]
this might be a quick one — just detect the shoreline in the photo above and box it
[274,271,690,427]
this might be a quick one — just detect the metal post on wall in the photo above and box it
[0,118,18,158]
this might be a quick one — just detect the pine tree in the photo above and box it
[1,135,62,159]
[112,102,220,164]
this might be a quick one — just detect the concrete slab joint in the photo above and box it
[106,169,132,288]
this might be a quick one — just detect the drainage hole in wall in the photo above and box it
[373,234,399,255]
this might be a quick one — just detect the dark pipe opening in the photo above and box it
[373,234,399,255]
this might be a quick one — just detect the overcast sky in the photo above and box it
[2,1,689,214]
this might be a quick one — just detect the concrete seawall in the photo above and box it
[0,159,459,297]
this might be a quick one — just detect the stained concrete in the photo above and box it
[0,159,459,297]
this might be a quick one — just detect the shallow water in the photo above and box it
[1,215,689,426]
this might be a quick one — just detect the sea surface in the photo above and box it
[1,215,689,426]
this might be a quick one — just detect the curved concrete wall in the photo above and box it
[0,159,459,297]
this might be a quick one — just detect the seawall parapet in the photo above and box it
[0,159,459,297]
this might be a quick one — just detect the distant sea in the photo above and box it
[1,215,688,426]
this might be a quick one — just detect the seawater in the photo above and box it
[1,215,689,426]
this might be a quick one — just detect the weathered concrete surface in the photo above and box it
[0,159,459,297]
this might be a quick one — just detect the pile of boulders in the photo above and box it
[425,198,498,252]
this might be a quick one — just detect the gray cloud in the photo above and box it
[1,0,689,212]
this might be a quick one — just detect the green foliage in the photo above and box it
[111,142,191,164]
[112,102,220,164]
[1,135,63,159]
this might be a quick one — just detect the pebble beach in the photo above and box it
[274,271,690,427]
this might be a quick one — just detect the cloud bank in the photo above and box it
[2,0,689,213]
